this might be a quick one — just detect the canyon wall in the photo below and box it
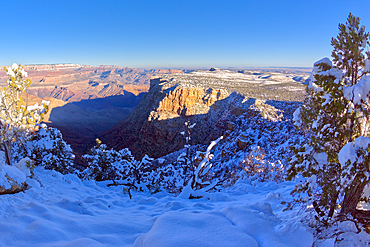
[100,69,307,159]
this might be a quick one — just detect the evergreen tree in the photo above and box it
[287,13,370,223]
[0,64,48,166]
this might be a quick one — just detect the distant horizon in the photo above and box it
[4,62,313,71]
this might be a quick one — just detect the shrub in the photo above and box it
[0,64,48,165]
[19,126,76,174]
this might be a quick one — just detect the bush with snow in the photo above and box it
[240,146,284,182]
[14,126,76,174]
[212,101,305,185]
[82,140,135,182]
[0,63,48,166]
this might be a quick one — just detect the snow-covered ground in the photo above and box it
[0,167,314,247]
[191,70,308,85]
[157,69,307,102]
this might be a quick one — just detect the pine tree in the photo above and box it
[0,64,48,166]
[287,13,370,223]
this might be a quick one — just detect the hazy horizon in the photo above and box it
[3,63,313,70]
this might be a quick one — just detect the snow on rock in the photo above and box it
[0,164,26,190]
[13,158,33,177]
[0,151,29,192]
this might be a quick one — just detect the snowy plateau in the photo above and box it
[1,66,370,247]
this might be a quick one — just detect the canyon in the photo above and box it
[0,64,310,162]
[0,64,190,161]
[100,68,309,159]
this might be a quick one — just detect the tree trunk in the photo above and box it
[3,140,12,166]
[328,191,339,218]
[341,174,367,218]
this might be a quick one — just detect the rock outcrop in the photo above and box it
[100,69,307,159]
[0,176,27,195]
[0,156,30,195]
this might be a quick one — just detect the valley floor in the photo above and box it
[0,167,365,247]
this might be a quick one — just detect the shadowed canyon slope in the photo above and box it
[100,69,308,159]
[0,64,191,161]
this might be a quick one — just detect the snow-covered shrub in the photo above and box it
[82,138,221,197]
[119,154,154,194]
[131,136,223,198]
[82,141,134,181]
[82,141,156,197]
[168,122,219,193]
[135,121,210,196]
[179,121,197,166]
[146,162,184,194]
[287,14,370,224]
[15,126,76,174]
[190,136,223,190]
[206,101,305,187]
[240,146,284,182]
[0,63,48,166]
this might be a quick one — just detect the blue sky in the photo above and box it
[1,0,369,68]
